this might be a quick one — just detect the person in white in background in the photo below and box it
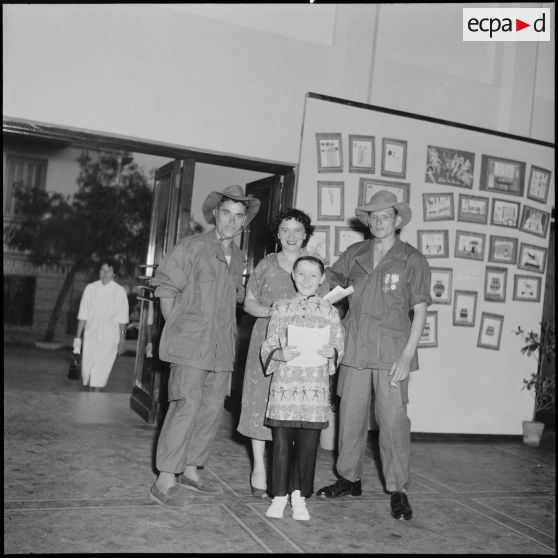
[73,261,129,392]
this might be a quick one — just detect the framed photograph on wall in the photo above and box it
[457,194,489,224]
[334,227,366,255]
[488,235,518,265]
[418,311,438,348]
[455,230,486,261]
[519,205,550,238]
[422,193,454,222]
[512,274,542,303]
[490,198,520,229]
[305,226,330,265]
[527,166,551,204]
[316,133,343,173]
[425,145,475,189]
[358,178,410,207]
[349,134,375,173]
[417,230,449,258]
[453,290,478,327]
[430,267,453,304]
[381,138,407,178]
[479,155,526,196]
[517,242,547,274]
[317,181,344,221]
[477,313,504,351]
[484,266,508,303]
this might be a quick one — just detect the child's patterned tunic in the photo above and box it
[261,295,345,429]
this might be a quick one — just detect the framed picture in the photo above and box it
[358,178,410,207]
[512,274,542,303]
[479,155,526,196]
[422,193,454,222]
[455,230,486,261]
[316,133,343,173]
[457,194,489,224]
[317,181,344,221]
[453,290,478,327]
[488,235,518,265]
[349,135,375,173]
[477,313,504,351]
[306,226,330,265]
[430,267,453,304]
[519,205,550,238]
[517,242,547,274]
[425,145,475,189]
[381,138,407,178]
[418,311,438,348]
[484,266,508,303]
[490,198,520,229]
[334,227,366,255]
[527,166,551,204]
[417,230,449,258]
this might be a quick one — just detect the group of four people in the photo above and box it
[146,183,432,522]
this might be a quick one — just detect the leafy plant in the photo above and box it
[513,321,555,422]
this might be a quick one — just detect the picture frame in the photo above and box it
[527,166,551,204]
[479,155,526,196]
[422,193,455,222]
[417,230,449,258]
[484,266,508,303]
[453,290,478,327]
[425,145,475,189]
[317,181,344,221]
[381,138,407,178]
[430,267,453,304]
[488,235,518,265]
[455,230,486,261]
[305,225,330,265]
[512,274,542,303]
[358,178,410,207]
[316,133,343,173]
[457,194,489,224]
[334,227,366,256]
[348,134,375,174]
[517,242,547,274]
[477,313,504,351]
[490,198,520,229]
[519,205,550,238]
[418,311,438,348]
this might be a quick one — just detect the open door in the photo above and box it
[130,159,194,423]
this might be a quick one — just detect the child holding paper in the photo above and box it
[261,255,344,520]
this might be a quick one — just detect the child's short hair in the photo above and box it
[293,255,324,274]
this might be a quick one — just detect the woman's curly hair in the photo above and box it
[270,208,314,248]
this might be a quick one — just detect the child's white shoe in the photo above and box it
[266,495,288,518]
[291,490,310,521]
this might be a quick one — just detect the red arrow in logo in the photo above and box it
[516,19,530,31]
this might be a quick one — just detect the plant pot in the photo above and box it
[522,420,545,447]
[320,411,338,451]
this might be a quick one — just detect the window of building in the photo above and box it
[3,155,48,214]
[4,275,37,326]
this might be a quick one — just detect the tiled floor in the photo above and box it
[3,344,555,554]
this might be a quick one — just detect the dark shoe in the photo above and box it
[177,474,222,494]
[390,492,413,521]
[317,477,362,498]
[251,484,271,500]
[149,484,190,508]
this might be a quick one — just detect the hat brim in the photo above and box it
[355,200,412,229]
[202,191,261,226]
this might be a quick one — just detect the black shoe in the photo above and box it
[390,492,412,521]
[317,477,362,498]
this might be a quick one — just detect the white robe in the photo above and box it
[77,279,129,388]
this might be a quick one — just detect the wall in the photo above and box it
[296,95,554,435]
[2,3,553,170]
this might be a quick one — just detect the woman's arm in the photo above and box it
[243,287,272,318]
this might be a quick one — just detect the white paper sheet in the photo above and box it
[323,285,354,304]
[286,324,330,367]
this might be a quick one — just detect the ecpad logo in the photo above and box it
[463,8,550,41]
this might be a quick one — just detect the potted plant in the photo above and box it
[513,321,555,447]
